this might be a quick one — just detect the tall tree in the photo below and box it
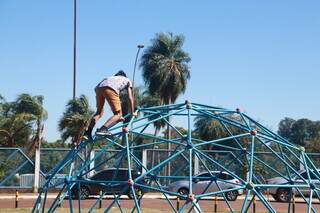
[140,32,191,146]
[140,32,191,105]
[278,117,320,147]
[14,94,47,155]
[290,119,318,146]
[278,117,296,140]
[59,95,94,145]
[140,33,191,179]
[194,116,228,150]
[0,94,46,149]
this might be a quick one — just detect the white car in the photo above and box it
[165,171,243,201]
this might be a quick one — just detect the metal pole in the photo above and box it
[132,44,144,98]
[33,144,40,193]
[73,0,77,99]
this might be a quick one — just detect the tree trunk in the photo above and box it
[166,98,172,184]
[151,128,160,168]
[25,120,43,157]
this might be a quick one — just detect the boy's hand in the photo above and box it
[132,112,138,118]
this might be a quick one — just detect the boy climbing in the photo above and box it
[84,70,136,140]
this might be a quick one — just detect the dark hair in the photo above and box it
[115,70,127,77]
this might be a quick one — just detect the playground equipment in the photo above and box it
[32,101,320,213]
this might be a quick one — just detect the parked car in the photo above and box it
[267,170,320,202]
[71,168,147,199]
[165,171,243,201]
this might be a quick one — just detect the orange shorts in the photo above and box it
[95,87,121,114]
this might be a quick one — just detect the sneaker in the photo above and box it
[96,126,113,138]
[82,130,93,141]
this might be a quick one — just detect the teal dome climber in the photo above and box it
[33,101,320,213]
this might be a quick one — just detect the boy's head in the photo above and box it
[115,70,127,77]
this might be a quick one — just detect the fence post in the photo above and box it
[142,149,147,174]
[99,190,102,208]
[176,197,180,211]
[33,145,41,193]
[194,154,199,175]
[214,195,217,212]
[89,150,95,177]
[299,153,304,170]
[15,190,19,208]
[292,193,295,213]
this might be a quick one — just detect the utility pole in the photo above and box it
[73,0,77,99]
[132,44,144,99]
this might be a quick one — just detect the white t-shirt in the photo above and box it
[97,76,132,95]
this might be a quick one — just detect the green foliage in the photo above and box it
[58,95,94,144]
[120,86,144,115]
[278,117,296,140]
[278,117,320,150]
[41,139,69,148]
[193,114,247,150]
[0,94,47,148]
[140,32,191,104]
[140,91,166,133]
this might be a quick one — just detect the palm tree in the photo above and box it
[140,32,191,179]
[0,94,46,150]
[59,95,93,145]
[194,116,226,150]
[194,114,247,150]
[140,32,191,105]
[14,94,48,156]
[140,32,191,175]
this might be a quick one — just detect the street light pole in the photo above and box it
[72,0,77,100]
[132,44,144,96]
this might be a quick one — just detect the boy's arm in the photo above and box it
[127,86,135,115]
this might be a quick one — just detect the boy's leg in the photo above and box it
[96,88,122,135]
[102,111,122,128]
[85,88,105,139]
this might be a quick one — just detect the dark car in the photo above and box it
[72,168,147,199]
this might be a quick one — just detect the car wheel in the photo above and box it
[128,187,144,199]
[271,194,280,202]
[177,188,189,199]
[225,190,238,201]
[73,186,90,200]
[276,188,291,202]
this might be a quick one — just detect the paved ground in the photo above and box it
[0,193,320,212]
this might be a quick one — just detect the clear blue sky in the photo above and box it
[1,0,320,142]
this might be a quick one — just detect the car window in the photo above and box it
[302,171,320,180]
[310,172,318,180]
[195,173,211,181]
[92,170,112,180]
[102,169,125,181]
[299,172,308,179]
[217,173,234,180]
